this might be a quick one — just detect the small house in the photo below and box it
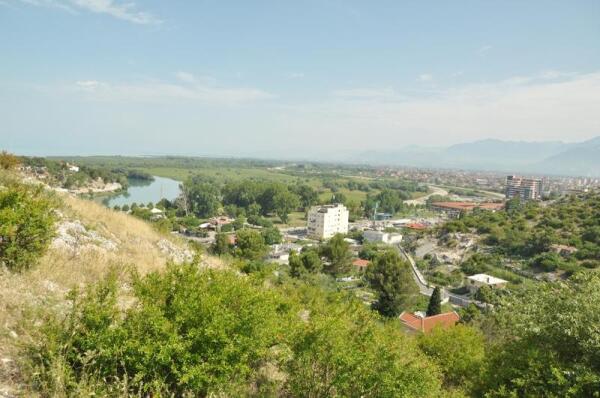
[399,311,460,334]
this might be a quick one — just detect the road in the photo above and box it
[397,245,479,307]
[404,185,449,206]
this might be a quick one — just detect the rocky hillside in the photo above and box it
[0,192,221,397]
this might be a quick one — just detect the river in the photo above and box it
[102,176,181,207]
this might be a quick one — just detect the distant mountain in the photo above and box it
[531,137,600,177]
[352,137,600,176]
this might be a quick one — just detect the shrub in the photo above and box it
[0,182,56,271]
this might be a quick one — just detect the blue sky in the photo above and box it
[1,0,599,158]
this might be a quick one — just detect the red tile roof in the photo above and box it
[405,223,427,230]
[352,258,370,268]
[399,311,460,334]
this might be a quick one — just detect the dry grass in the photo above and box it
[0,193,224,396]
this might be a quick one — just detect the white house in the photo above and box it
[466,273,508,293]
[307,204,349,240]
[67,164,80,173]
[363,230,403,245]
[269,243,302,264]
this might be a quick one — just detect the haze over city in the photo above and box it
[1,0,599,158]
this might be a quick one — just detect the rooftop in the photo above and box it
[399,311,460,334]
[352,258,370,268]
[467,273,508,285]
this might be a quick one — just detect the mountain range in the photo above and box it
[350,137,600,177]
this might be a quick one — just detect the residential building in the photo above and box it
[399,311,460,334]
[363,229,403,245]
[466,273,508,293]
[505,175,543,201]
[269,243,302,264]
[430,201,505,218]
[352,258,370,272]
[307,203,349,239]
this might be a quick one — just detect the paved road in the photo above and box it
[404,185,449,206]
[397,245,479,307]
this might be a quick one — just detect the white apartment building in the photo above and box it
[307,204,349,239]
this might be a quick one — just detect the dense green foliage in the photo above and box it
[0,181,56,271]
[20,156,151,190]
[28,264,446,397]
[439,192,600,276]
[319,233,352,275]
[480,272,600,397]
[289,248,323,276]
[366,250,418,317]
[419,324,485,391]
[426,287,442,316]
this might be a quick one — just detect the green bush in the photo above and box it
[28,265,445,397]
[0,182,56,271]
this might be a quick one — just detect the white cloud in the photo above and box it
[16,0,161,24]
[70,0,161,24]
[332,88,401,100]
[75,80,102,90]
[418,73,433,82]
[73,74,275,104]
[284,70,600,146]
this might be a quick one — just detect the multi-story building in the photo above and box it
[505,175,543,201]
[307,204,349,239]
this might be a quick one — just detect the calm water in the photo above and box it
[103,176,181,207]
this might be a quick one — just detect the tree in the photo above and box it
[365,250,418,317]
[289,249,322,277]
[184,179,220,218]
[232,215,246,231]
[211,233,232,256]
[320,234,352,275]
[261,227,282,245]
[0,151,20,170]
[0,183,56,271]
[426,287,442,316]
[235,229,267,260]
[258,183,287,216]
[330,192,347,205]
[480,272,600,397]
[419,325,486,390]
[376,189,404,214]
[273,189,300,223]
[292,184,318,210]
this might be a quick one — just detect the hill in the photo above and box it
[0,189,221,396]
[352,136,600,176]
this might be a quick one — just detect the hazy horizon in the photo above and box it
[2,1,599,157]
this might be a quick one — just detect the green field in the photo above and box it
[141,166,296,183]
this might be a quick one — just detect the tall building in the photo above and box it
[307,203,349,239]
[505,175,543,201]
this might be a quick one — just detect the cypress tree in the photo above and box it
[426,287,442,316]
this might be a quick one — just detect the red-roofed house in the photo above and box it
[352,258,370,272]
[405,223,427,230]
[399,311,460,334]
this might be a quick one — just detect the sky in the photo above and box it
[1,0,599,158]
